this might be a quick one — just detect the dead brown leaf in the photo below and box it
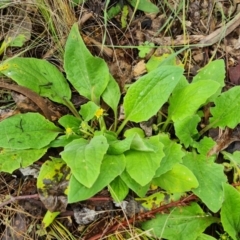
[229,58,240,84]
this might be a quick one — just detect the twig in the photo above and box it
[198,10,240,47]
[0,194,39,208]
[146,10,240,48]
[87,194,198,240]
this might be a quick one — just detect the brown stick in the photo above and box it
[87,194,198,240]
[198,11,240,47]
[0,194,39,208]
[0,81,56,120]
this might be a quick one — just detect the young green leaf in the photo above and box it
[68,154,125,203]
[64,23,109,103]
[61,136,109,188]
[138,41,155,58]
[58,114,81,136]
[123,66,183,123]
[42,210,60,229]
[0,113,61,149]
[183,152,227,212]
[121,5,128,28]
[0,58,71,106]
[222,151,240,183]
[107,131,157,154]
[0,148,47,173]
[37,158,70,212]
[142,203,218,240]
[109,176,129,202]
[79,101,99,121]
[192,137,216,156]
[221,184,240,240]
[153,163,199,193]
[125,136,164,186]
[107,135,134,155]
[102,75,121,116]
[58,115,81,129]
[168,80,220,122]
[49,135,80,148]
[155,133,185,177]
[174,114,201,148]
[120,170,150,197]
[107,3,122,19]
[210,86,240,128]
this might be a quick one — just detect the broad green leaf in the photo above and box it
[210,86,240,128]
[146,49,183,72]
[120,170,150,197]
[64,23,109,103]
[0,113,61,149]
[107,135,134,155]
[0,58,71,105]
[153,163,199,193]
[174,115,201,148]
[142,202,218,240]
[102,75,121,115]
[192,60,225,98]
[0,148,47,173]
[79,101,99,121]
[124,127,145,138]
[135,192,183,210]
[125,136,164,186]
[68,154,125,203]
[61,136,109,188]
[172,75,189,93]
[168,80,220,122]
[221,184,240,240]
[49,135,80,148]
[183,153,227,212]
[146,53,171,72]
[124,66,183,123]
[109,176,129,202]
[37,158,70,212]
[196,234,217,240]
[107,132,157,155]
[155,133,184,177]
[130,133,159,152]
[127,0,159,13]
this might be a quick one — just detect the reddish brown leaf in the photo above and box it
[229,59,240,85]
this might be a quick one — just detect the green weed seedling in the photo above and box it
[0,23,240,239]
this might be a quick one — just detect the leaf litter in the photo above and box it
[1,1,240,239]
